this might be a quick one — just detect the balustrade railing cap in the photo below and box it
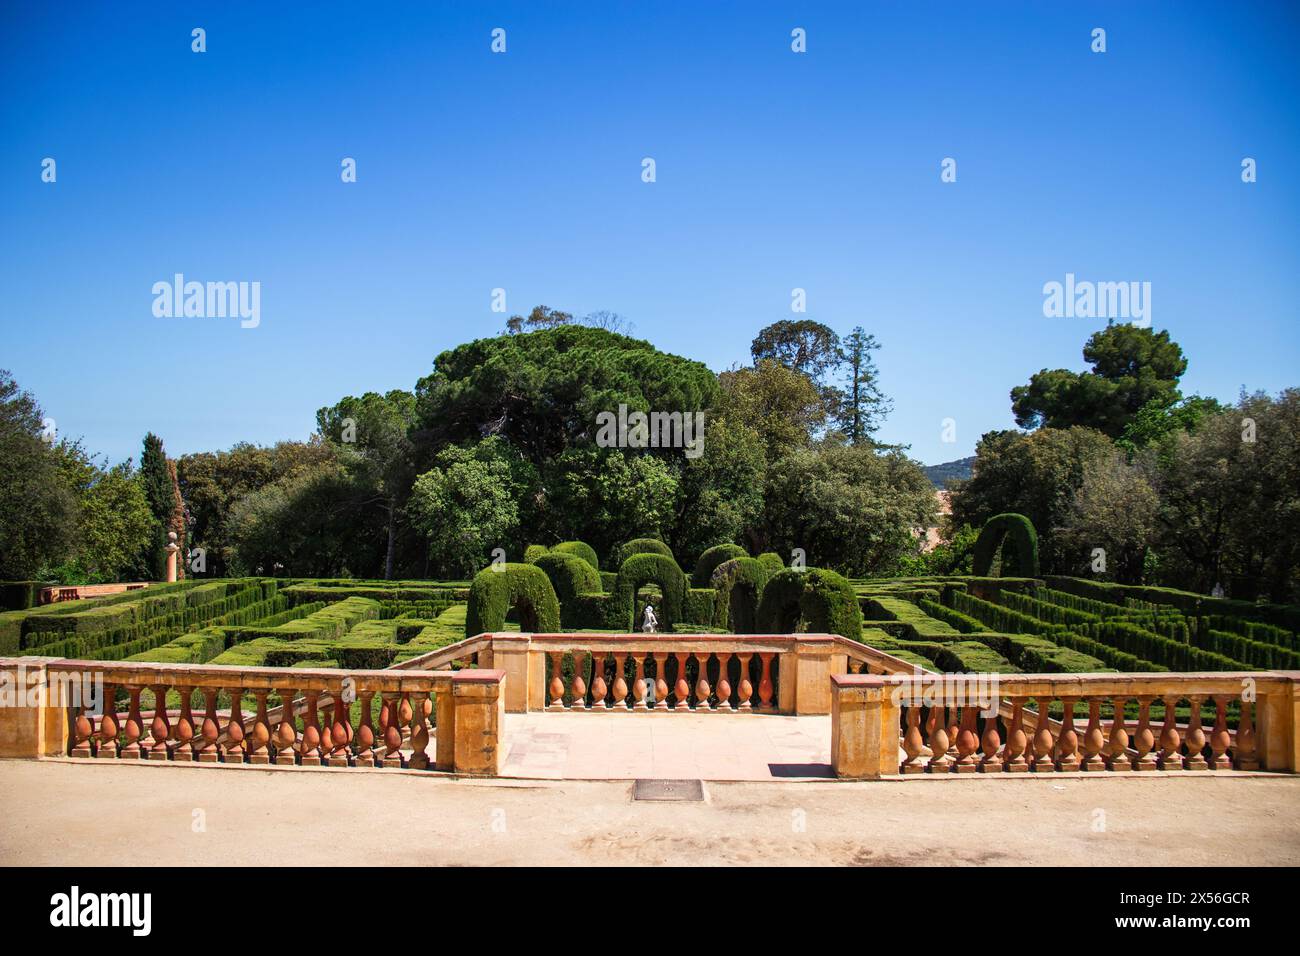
[451,668,506,684]
[832,673,885,688]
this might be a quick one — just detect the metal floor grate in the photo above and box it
[633,778,705,801]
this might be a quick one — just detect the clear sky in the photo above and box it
[3,2,1298,467]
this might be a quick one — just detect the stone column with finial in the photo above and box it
[165,531,180,583]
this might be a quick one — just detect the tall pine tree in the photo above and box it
[139,433,172,578]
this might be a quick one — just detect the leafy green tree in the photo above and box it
[414,326,717,467]
[75,462,155,583]
[669,415,765,565]
[407,446,521,578]
[718,359,824,462]
[1058,451,1159,583]
[759,444,935,576]
[317,390,417,579]
[543,447,679,563]
[0,371,78,579]
[949,426,1115,573]
[750,319,842,382]
[1011,325,1188,437]
[1116,394,1225,454]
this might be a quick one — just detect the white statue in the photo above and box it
[1211,582,1225,599]
[641,603,658,634]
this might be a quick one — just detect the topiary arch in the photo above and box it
[614,553,687,631]
[613,537,673,567]
[532,552,602,628]
[551,540,600,571]
[692,543,748,588]
[709,556,776,633]
[755,568,862,642]
[972,513,1040,577]
[465,563,562,636]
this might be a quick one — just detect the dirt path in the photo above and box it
[2,759,1297,867]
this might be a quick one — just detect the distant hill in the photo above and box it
[923,456,975,489]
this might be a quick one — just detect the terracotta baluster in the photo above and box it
[611,653,629,710]
[590,653,609,710]
[1081,699,1106,771]
[1183,696,1208,770]
[274,690,298,765]
[978,707,1002,773]
[147,683,171,761]
[329,688,353,767]
[570,651,588,710]
[715,653,733,712]
[1131,697,1156,770]
[901,702,925,774]
[72,701,95,758]
[653,652,669,710]
[1106,698,1131,771]
[354,691,376,767]
[954,705,979,772]
[674,652,691,710]
[757,653,774,711]
[1003,699,1028,773]
[1055,699,1080,771]
[548,653,565,709]
[1234,699,1259,771]
[96,683,119,758]
[299,691,322,766]
[695,653,713,711]
[633,653,649,710]
[737,654,754,711]
[120,685,144,759]
[945,705,960,761]
[173,687,196,761]
[320,699,335,760]
[926,704,950,773]
[195,687,220,763]
[223,688,246,764]
[1157,696,1182,770]
[380,692,403,768]
[397,693,413,745]
[408,691,430,769]
[248,690,272,765]
[1030,698,1055,773]
[1208,696,1232,770]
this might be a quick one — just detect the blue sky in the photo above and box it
[3,1,1298,467]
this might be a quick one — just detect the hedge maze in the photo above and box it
[5,528,1298,679]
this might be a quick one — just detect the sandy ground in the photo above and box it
[2,758,1298,866]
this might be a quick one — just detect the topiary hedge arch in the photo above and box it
[523,544,549,563]
[972,513,1040,578]
[710,557,777,633]
[692,543,748,588]
[614,553,687,631]
[465,563,562,636]
[756,568,862,642]
[532,552,602,628]
[551,540,600,571]
[613,537,673,567]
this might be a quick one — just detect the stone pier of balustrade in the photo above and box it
[0,657,506,776]
[831,670,1300,780]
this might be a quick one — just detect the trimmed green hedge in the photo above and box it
[551,540,600,571]
[691,543,747,588]
[0,581,41,611]
[524,544,549,563]
[465,563,562,636]
[533,552,602,628]
[933,640,1020,674]
[972,513,1040,577]
[684,588,716,626]
[613,537,673,566]
[614,553,687,631]
[709,557,775,632]
[757,553,785,575]
[756,568,862,642]
[1044,575,1300,632]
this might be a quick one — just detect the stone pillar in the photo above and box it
[791,637,836,715]
[448,669,506,775]
[0,658,71,757]
[1259,673,1300,772]
[164,531,180,583]
[489,635,533,713]
[830,673,889,779]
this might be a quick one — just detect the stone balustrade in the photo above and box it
[831,671,1300,779]
[0,657,506,775]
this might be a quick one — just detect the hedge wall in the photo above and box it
[756,568,862,642]
[524,544,550,563]
[684,588,716,627]
[532,552,602,628]
[465,563,562,636]
[691,544,747,589]
[613,537,673,567]
[709,557,775,632]
[0,581,40,611]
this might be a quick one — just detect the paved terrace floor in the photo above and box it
[2,759,1298,866]
[500,712,833,780]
